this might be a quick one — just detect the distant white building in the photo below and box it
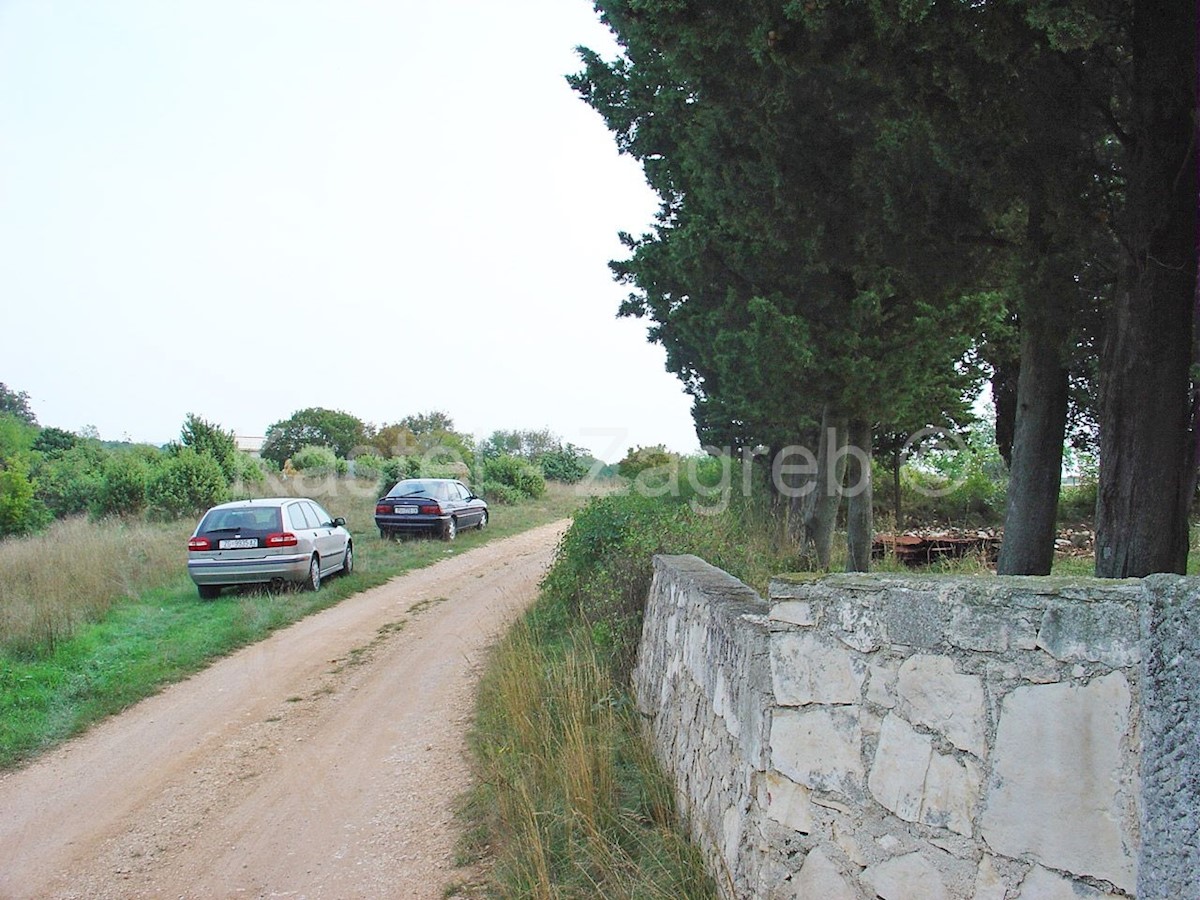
[235,435,265,457]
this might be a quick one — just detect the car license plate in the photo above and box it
[394,505,418,514]
[218,538,258,549]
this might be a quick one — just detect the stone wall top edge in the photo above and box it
[768,571,1156,603]
[652,553,767,612]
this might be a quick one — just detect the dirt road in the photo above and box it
[0,520,568,900]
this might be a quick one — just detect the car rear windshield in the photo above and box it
[386,480,450,500]
[199,506,282,534]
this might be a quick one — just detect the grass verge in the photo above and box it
[459,489,809,898]
[0,482,586,771]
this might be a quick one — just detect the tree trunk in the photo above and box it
[996,320,1069,574]
[845,420,874,572]
[991,355,1019,469]
[1094,1,1196,577]
[892,446,902,529]
[795,409,846,569]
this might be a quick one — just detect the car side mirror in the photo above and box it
[333,516,346,527]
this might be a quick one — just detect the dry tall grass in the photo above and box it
[0,516,192,652]
[472,621,712,898]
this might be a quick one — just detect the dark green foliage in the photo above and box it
[145,448,228,519]
[261,407,367,466]
[395,410,456,437]
[376,456,420,497]
[30,444,106,518]
[479,428,559,460]
[482,454,546,500]
[482,429,591,484]
[177,413,237,481]
[31,427,77,456]
[538,444,589,484]
[477,481,521,505]
[94,453,152,518]
[0,383,36,426]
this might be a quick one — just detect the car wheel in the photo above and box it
[379,528,388,540]
[477,509,488,530]
[306,555,322,592]
[198,584,221,601]
[442,517,457,541]
[341,543,354,576]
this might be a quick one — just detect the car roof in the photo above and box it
[207,497,315,510]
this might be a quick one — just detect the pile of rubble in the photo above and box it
[872,526,1095,568]
[872,530,1000,567]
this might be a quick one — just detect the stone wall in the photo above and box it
[633,556,1200,900]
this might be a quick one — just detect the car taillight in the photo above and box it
[376,504,391,515]
[419,503,441,515]
[188,537,211,551]
[265,532,298,547]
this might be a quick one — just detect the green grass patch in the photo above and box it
[0,482,586,771]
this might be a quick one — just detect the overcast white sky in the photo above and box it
[0,0,699,461]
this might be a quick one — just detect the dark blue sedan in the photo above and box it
[374,478,488,541]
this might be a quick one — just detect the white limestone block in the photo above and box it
[771,707,864,797]
[792,848,859,900]
[896,654,987,757]
[866,663,897,708]
[1016,864,1124,900]
[972,855,1006,900]
[980,672,1136,892]
[868,714,979,837]
[868,714,932,823]
[763,770,815,835]
[772,632,865,706]
[771,600,817,627]
[861,851,948,900]
[920,749,979,837]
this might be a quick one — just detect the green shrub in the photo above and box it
[93,453,151,517]
[478,480,521,505]
[377,456,420,496]
[616,444,677,479]
[417,462,469,480]
[31,427,78,456]
[538,444,589,483]
[31,444,106,517]
[146,448,228,519]
[351,453,384,480]
[483,454,545,499]
[291,444,339,474]
[177,414,237,481]
[1058,479,1097,522]
[230,451,266,486]
[0,456,51,536]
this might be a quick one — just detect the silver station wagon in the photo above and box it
[186,497,353,600]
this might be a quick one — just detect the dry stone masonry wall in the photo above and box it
[633,556,1199,900]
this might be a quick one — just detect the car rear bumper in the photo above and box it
[187,553,311,586]
[375,514,450,534]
